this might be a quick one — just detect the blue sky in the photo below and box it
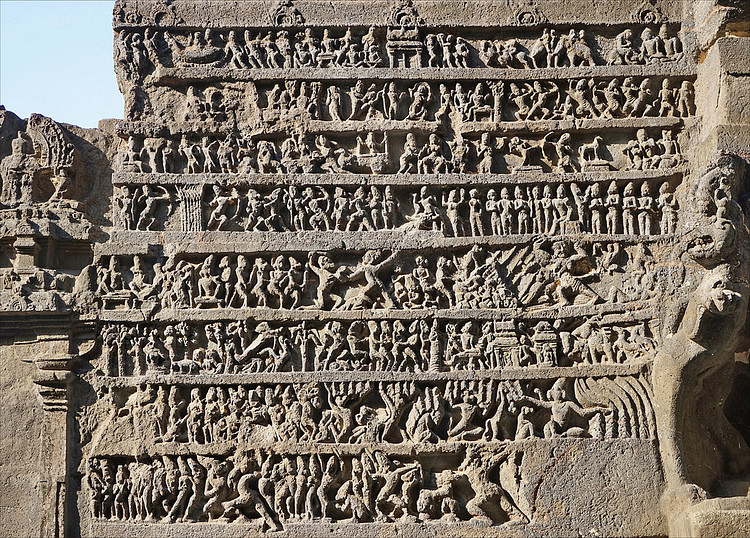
[0,0,123,128]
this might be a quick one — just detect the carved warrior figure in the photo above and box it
[0,113,83,208]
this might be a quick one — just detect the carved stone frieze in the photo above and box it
[1,1,749,537]
[111,173,683,235]
[114,23,688,80]
[94,315,659,375]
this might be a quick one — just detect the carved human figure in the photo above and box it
[418,134,448,174]
[541,185,554,234]
[225,457,280,530]
[407,82,431,121]
[307,252,348,309]
[596,78,624,118]
[544,132,577,172]
[520,378,610,438]
[657,129,682,169]
[435,83,452,123]
[676,80,695,117]
[608,29,638,65]
[461,448,529,524]
[398,133,419,173]
[449,137,471,174]
[657,181,678,234]
[550,184,572,234]
[382,186,400,229]
[134,185,172,230]
[605,181,620,234]
[588,183,605,234]
[468,189,485,237]
[475,133,495,174]
[383,82,405,120]
[641,27,663,63]
[485,189,501,236]
[622,182,638,235]
[444,188,466,237]
[638,182,655,235]
[499,187,515,235]
[1,132,38,207]
[508,83,531,120]
[408,186,444,232]
[660,24,683,61]
[550,240,601,305]
[508,136,544,170]
[658,78,677,117]
[87,460,106,519]
[345,249,400,309]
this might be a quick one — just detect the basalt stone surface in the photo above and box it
[1,1,749,537]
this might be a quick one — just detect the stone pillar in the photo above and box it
[32,357,75,538]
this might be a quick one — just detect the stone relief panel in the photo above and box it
[91,375,653,446]
[87,446,530,528]
[96,316,659,375]
[114,23,688,79]
[113,174,683,234]
[3,0,749,537]
[114,127,687,176]
[87,237,687,313]
[73,3,715,532]
[116,75,696,127]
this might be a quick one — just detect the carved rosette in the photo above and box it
[634,1,666,25]
[272,0,304,27]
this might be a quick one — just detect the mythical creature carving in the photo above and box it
[652,154,750,525]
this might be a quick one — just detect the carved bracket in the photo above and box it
[31,356,76,412]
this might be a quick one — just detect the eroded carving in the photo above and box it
[3,1,744,536]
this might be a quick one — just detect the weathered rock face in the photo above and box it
[1,1,749,536]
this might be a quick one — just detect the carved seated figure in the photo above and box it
[417,134,448,174]
[519,378,611,438]
[417,470,458,521]
[607,29,639,65]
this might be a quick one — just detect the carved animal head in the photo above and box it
[685,154,747,264]
[696,266,744,317]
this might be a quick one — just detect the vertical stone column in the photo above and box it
[32,356,75,538]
